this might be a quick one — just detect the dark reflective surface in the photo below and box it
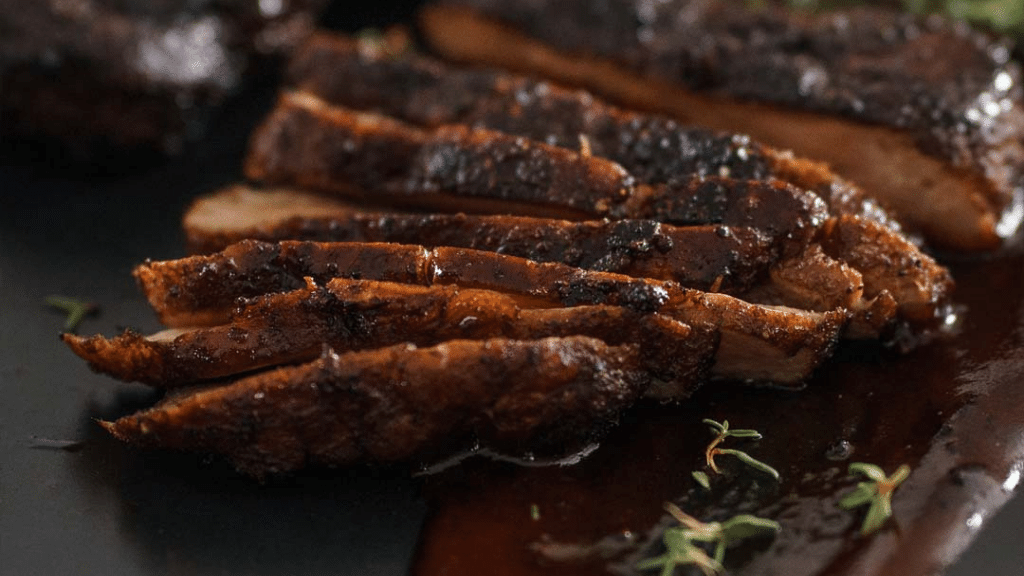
[3,2,1024,575]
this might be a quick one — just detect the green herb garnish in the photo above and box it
[838,462,911,535]
[701,419,780,481]
[45,295,98,333]
[637,503,781,576]
[530,503,541,521]
[692,470,712,490]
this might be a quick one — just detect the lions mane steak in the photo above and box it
[287,31,896,229]
[243,89,951,334]
[63,21,964,475]
[100,336,649,477]
[421,0,1024,250]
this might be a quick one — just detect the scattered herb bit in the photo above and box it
[701,419,780,481]
[637,503,781,576]
[44,295,98,333]
[838,462,911,535]
[530,503,541,521]
[692,470,712,490]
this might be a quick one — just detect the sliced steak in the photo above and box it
[100,336,648,476]
[421,0,1024,250]
[64,276,714,395]
[244,91,829,246]
[183,185,780,299]
[287,30,895,228]
[183,185,952,334]
[125,242,844,385]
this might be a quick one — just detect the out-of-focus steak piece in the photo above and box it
[421,0,1024,250]
[244,91,828,246]
[64,276,713,396]
[287,31,895,228]
[0,0,328,158]
[101,336,648,477]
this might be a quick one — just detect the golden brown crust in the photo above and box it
[244,92,829,242]
[421,2,1024,250]
[101,337,648,476]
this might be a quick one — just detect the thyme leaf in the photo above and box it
[700,419,780,480]
[838,462,911,535]
[638,503,780,576]
[45,295,98,333]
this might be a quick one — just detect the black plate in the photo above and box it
[3,3,1024,574]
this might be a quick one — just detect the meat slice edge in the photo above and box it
[287,30,896,230]
[77,267,840,387]
[420,1,1024,250]
[100,336,648,477]
[181,187,951,335]
[244,91,829,244]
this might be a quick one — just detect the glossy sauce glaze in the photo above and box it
[411,241,1024,576]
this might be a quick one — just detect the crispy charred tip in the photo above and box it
[61,330,169,385]
[97,419,123,440]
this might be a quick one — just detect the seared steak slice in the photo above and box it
[183,186,952,334]
[421,0,1024,250]
[125,243,843,385]
[819,215,952,327]
[245,91,828,245]
[287,31,894,228]
[100,336,648,476]
[65,276,714,393]
[136,241,666,327]
[183,186,778,298]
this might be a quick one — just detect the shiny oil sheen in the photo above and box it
[413,243,1024,576]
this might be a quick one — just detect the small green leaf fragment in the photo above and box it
[841,462,911,536]
[719,515,782,544]
[891,464,911,485]
[713,540,727,565]
[838,483,877,510]
[726,429,763,439]
[530,503,540,521]
[861,495,893,535]
[663,528,690,550]
[45,295,98,333]
[718,448,781,480]
[692,470,711,490]
[848,462,887,482]
[702,418,727,433]
[641,505,778,575]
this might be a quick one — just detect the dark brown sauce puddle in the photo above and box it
[411,243,1024,576]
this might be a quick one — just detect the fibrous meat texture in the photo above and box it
[65,27,962,475]
[421,0,1024,250]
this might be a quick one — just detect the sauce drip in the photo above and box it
[412,243,1024,575]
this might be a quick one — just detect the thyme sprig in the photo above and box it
[45,295,98,333]
[701,419,780,480]
[637,503,781,576]
[838,462,911,535]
